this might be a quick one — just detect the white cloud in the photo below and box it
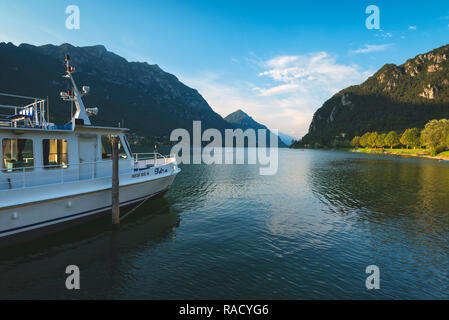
[351,44,390,54]
[409,26,417,30]
[180,52,373,138]
[376,30,393,39]
[258,52,373,96]
[254,83,301,96]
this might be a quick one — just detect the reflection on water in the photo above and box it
[0,198,180,299]
[307,151,449,299]
[309,154,449,245]
[0,149,448,299]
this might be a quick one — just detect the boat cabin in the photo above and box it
[0,114,133,191]
[0,55,166,191]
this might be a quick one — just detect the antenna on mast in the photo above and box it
[60,54,97,125]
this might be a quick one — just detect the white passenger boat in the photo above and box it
[0,55,180,243]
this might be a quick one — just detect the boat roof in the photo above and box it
[0,124,129,134]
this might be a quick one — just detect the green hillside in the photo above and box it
[294,44,449,148]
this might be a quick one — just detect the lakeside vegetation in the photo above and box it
[349,119,449,159]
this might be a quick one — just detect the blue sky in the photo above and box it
[1,0,449,137]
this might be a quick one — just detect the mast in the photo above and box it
[62,55,92,125]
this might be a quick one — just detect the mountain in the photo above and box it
[0,42,230,143]
[224,109,287,147]
[277,132,297,146]
[224,109,267,131]
[296,44,449,148]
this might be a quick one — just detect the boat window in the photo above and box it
[43,139,69,169]
[101,135,128,160]
[2,138,34,171]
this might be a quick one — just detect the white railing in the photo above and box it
[0,160,133,191]
[0,93,49,129]
[133,153,172,170]
[133,152,166,162]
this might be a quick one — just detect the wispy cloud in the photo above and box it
[181,52,373,138]
[408,25,417,30]
[257,52,373,96]
[350,44,391,54]
[254,83,300,96]
[376,30,393,39]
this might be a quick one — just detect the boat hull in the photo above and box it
[0,171,179,244]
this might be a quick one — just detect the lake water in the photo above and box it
[0,149,448,299]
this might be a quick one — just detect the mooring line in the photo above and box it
[119,196,151,222]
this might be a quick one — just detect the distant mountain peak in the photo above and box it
[234,109,247,115]
[224,109,263,130]
[226,109,250,119]
[224,109,287,147]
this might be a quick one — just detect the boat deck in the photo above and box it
[0,155,175,192]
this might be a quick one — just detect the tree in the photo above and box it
[360,132,371,148]
[385,131,400,149]
[351,136,361,148]
[421,119,449,154]
[367,132,379,148]
[376,133,387,148]
[400,128,420,149]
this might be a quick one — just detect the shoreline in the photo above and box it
[350,148,449,162]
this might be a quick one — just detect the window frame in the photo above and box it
[101,135,129,160]
[2,138,35,172]
[42,138,69,169]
